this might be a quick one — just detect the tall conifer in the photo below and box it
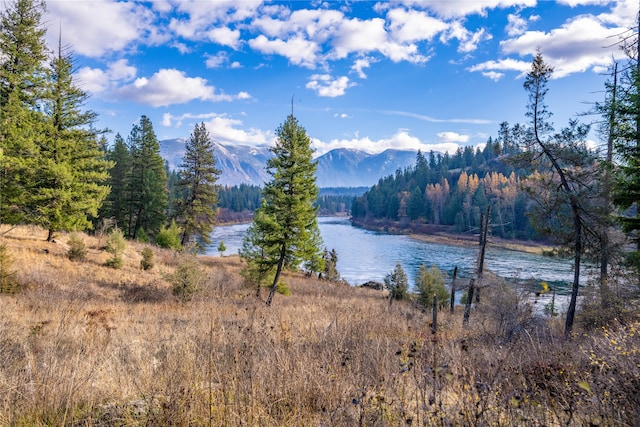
[0,0,48,226]
[173,122,220,248]
[126,116,167,239]
[241,114,323,305]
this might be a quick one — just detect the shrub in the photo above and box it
[415,264,449,309]
[140,247,154,271]
[105,228,126,269]
[0,244,20,294]
[155,221,182,250]
[385,263,408,301]
[67,233,87,261]
[168,253,207,302]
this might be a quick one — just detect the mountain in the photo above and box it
[159,138,271,186]
[314,148,417,187]
[159,139,417,188]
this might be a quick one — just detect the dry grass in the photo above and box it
[1,225,639,426]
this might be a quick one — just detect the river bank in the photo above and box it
[350,217,554,255]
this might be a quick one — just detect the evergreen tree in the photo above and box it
[173,122,221,248]
[517,52,595,335]
[101,133,131,229]
[0,0,48,226]
[240,113,323,306]
[126,116,167,239]
[36,38,111,241]
[384,262,408,303]
[415,264,449,309]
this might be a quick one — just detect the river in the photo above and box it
[206,217,590,297]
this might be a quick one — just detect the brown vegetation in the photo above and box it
[0,225,639,426]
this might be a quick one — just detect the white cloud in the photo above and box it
[249,34,320,68]
[482,71,505,81]
[387,0,537,19]
[437,131,469,143]
[163,112,271,145]
[468,58,531,78]
[116,69,251,107]
[441,21,493,53]
[311,130,462,156]
[386,8,448,42]
[384,110,493,125]
[206,52,231,68]
[351,57,376,78]
[506,13,528,36]
[206,27,242,49]
[46,1,159,58]
[500,15,628,77]
[75,59,137,94]
[306,74,354,97]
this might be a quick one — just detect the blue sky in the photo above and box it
[38,0,636,156]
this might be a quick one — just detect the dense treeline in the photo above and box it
[217,185,365,219]
[351,136,534,239]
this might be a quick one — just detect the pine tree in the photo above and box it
[173,122,220,248]
[517,51,596,335]
[0,0,49,226]
[385,262,408,303]
[126,116,167,239]
[415,264,449,309]
[240,113,323,306]
[101,133,131,229]
[35,37,111,241]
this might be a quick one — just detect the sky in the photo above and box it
[35,0,638,156]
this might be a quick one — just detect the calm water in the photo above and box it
[206,217,589,295]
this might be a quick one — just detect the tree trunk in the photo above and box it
[564,202,582,336]
[463,278,475,326]
[431,294,438,334]
[47,229,54,242]
[450,266,457,313]
[266,243,287,306]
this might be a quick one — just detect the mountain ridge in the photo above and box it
[159,139,418,188]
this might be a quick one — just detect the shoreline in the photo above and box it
[408,231,554,255]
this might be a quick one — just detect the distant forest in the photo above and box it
[351,131,536,239]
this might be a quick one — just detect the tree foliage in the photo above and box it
[125,116,168,239]
[385,263,409,302]
[172,122,220,249]
[240,114,323,306]
[415,264,449,309]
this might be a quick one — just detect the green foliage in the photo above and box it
[125,116,168,239]
[105,228,126,269]
[217,240,226,256]
[172,122,220,247]
[100,133,130,229]
[0,244,20,294]
[140,247,154,271]
[169,253,207,302]
[385,263,409,301]
[155,220,182,250]
[240,114,323,305]
[276,281,291,296]
[66,233,87,261]
[415,264,449,309]
[322,248,340,281]
[0,0,111,235]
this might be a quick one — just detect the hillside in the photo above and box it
[1,225,639,425]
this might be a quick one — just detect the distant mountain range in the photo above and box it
[160,139,418,188]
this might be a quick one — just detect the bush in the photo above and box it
[385,263,408,301]
[415,264,449,309]
[155,220,182,250]
[140,247,154,271]
[168,253,207,302]
[105,228,126,269]
[0,244,20,294]
[67,233,87,261]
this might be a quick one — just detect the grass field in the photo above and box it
[1,225,639,426]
